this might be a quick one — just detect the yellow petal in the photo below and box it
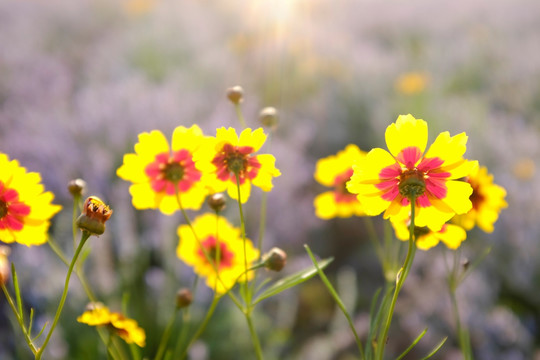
[385,114,428,161]
[436,224,466,249]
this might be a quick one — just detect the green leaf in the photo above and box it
[11,263,23,320]
[396,328,428,360]
[420,337,448,360]
[252,257,333,305]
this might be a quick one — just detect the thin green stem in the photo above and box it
[234,104,247,129]
[449,251,473,360]
[377,197,417,360]
[245,312,263,360]
[234,173,250,304]
[1,284,38,355]
[72,194,81,249]
[154,308,179,360]
[36,231,91,359]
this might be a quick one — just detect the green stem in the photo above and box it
[234,174,250,304]
[245,311,263,360]
[234,104,247,129]
[377,197,417,360]
[1,284,38,355]
[72,194,80,249]
[36,231,91,360]
[449,252,473,360]
[154,308,179,360]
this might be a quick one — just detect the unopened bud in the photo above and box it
[176,288,193,309]
[76,196,113,235]
[461,258,470,270]
[68,178,87,197]
[0,246,10,286]
[226,86,244,104]
[208,193,226,212]
[259,107,279,129]
[262,247,287,272]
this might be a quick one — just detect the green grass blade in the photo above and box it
[395,328,428,360]
[11,263,23,320]
[420,336,448,360]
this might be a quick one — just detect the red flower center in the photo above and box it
[212,144,261,185]
[197,236,234,269]
[333,169,357,203]
[0,181,31,231]
[145,149,202,195]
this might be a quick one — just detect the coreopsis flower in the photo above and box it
[78,302,146,347]
[196,128,281,203]
[314,144,366,219]
[76,196,113,236]
[395,72,429,95]
[117,125,210,214]
[0,153,61,246]
[347,114,477,231]
[452,166,508,233]
[391,214,466,250]
[177,213,259,293]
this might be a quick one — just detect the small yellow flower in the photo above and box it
[452,166,508,233]
[347,114,477,231]
[314,145,366,219]
[391,214,466,250]
[78,302,146,347]
[0,153,61,246]
[395,72,429,95]
[117,125,210,214]
[177,213,259,293]
[196,128,281,203]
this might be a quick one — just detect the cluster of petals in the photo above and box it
[77,302,146,347]
[452,165,508,233]
[0,153,61,246]
[314,144,366,219]
[347,114,477,231]
[177,213,259,293]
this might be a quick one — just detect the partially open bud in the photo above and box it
[207,193,226,212]
[76,196,113,235]
[462,258,470,270]
[0,246,10,286]
[68,178,87,197]
[262,247,287,272]
[226,86,244,104]
[259,107,279,129]
[176,288,193,309]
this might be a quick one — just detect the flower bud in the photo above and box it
[0,246,10,286]
[226,86,244,104]
[262,247,287,272]
[462,258,470,270]
[176,288,193,309]
[259,107,279,129]
[76,196,113,235]
[68,178,87,197]
[207,193,226,212]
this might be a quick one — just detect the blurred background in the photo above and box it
[1,0,539,359]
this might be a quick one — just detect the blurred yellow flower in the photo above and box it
[123,0,155,16]
[0,153,61,246]
[452,166,507,233]
[196,128,281,203]
[117,125,211,215]
[314,144,366,219]
[177,213,259,293]
[512,157,535,180]
[395,72,429,95]
[391,214,466,250]
[78,302,146,347]
[347,114,476,231]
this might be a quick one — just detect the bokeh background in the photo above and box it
[1,0,540,359]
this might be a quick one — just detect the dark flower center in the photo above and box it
[163,162,185,183]
[399,169,426,198]
[0,201,7,219]
[226,154,247,174]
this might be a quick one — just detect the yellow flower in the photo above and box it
[177,213,259,293]
[391,213,466,250]
[78,302,146,347]
[117,125,210,215]
[347,114,477,231]
[314,144,366,219]
[452,166,508,233]
[196,128,281,203]
[0,153,61,246]
[395,72,429,95]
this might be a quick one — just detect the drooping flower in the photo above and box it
[347,114,477,231]
[76,196,113,236]
[314,144,366,219]
[78,302,146,347]
[391,214,466,250]
[452,166,508,233]
[196,128,281,203]
[117,125,210,215]
[177,213,259,293]
[0,153,62,246]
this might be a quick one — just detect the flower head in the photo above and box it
[452,166,508,233]
[197,128,281,203]
[314,144,366,219]
[0,154,61,246]
[395,72,429,95]
[177,213,259,293]
[391,214,466,250]
[117,125,210,214]
[78,302,146,347]
[347,114,477,231]
[76,196,113,235]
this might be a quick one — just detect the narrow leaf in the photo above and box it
[28,308,35,335]
[11,263,23,320]
[396,328,428,360]
[32,322,48,341]
[420,337,448,360]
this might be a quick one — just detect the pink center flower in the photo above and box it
[145,149,202,195]
[197,236,234,269]
[0,181,31,231]
[333,169,357,203]
[211,144,261,185]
